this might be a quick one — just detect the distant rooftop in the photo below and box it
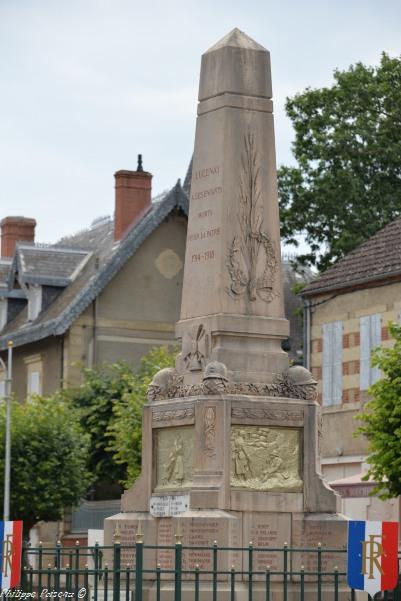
[302,218,401,297]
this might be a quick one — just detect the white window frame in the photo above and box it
[28,371,41,397]
[360,314,381,390]
[27,285,42,321]
[0,298,7,331]
[322,321,343,406]
[24,354,43,400]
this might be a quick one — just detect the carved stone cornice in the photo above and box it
[231,406,304,423]
[152,405,195,423]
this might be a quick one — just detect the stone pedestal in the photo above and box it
[105,392,347,597]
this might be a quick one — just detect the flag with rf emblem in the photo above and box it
[347,520,399,596]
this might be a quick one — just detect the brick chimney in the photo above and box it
[114,155,152,241]
[1,216,36,258]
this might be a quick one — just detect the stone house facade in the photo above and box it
[301,219,401,521]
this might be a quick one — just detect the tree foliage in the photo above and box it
[45,347,177,498]
[278,53,401,271]
[357,322,401,499]
[65,362,138,491]
[107,346,177,487]
[0,396,91,536]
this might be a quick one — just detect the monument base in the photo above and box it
[105,389,347,599]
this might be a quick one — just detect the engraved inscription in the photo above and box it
[118,522,137,566]
[188,227,220,242]
[191,250,215,262]
[156,426,194,490]
[292,520,347,580]
[244,514,290,581]
[194,165,220,180]
[230,426,302,491]
[157,519,174,579]
[198,209,213,218]
[191,186,223,201]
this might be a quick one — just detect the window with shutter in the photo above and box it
[322,321,343,406]
[360,314,381,390]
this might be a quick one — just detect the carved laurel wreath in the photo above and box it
[226,132,278,303]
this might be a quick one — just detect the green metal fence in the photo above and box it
[20,538,401,601]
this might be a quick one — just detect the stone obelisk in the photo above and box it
[176,28,288,384]
[105,29,347,600]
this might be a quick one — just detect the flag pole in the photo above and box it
[4,340,13,522]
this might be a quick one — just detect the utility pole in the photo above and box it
[1,341,13,522]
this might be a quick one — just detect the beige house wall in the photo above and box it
[63,214,187,387]
[309,280,401,460]
[2,214,187,398]
[3,337,62,401]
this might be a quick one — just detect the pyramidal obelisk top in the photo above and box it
[176,28,289,383]
[200,28,272,100]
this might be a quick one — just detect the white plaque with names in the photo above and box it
[149,494,190,517]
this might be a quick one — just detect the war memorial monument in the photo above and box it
[105,28,347,599]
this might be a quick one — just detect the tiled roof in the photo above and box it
[302,218,401,297]
[0,183,188,349]
[13,246,90,286]
[55,217,114,254]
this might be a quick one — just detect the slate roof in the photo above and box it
[8,246,91,287]
[56,217,114,254]
[302,218,401,297]
[0,182,188,350]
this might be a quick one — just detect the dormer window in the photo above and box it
[27,285,42,321]
[0,298,7,330]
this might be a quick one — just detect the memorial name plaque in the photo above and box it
[243,513,290,581]
[150,494,190,517]
[292,516,347,581]
[175,511,242,581]
[157,518,175,580]
[103,515,157,580]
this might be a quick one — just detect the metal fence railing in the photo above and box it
[20,538,401,601]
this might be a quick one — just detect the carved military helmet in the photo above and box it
[285,365,316,386]
[150,367,177,388]
[203,361,228,381]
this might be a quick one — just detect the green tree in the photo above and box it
[65,362,138,494]
[60,348,177,496]
[279,53,401,271]
[108,346,177,487]
[357,322,401,499]
[0,396,91,537]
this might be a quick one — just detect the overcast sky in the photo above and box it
[1,0,400,243]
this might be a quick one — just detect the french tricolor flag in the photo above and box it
[347,520,399,597]
[0,521,23,590]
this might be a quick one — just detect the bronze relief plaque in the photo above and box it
[230,425,302,492]
[155,426,195,490]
